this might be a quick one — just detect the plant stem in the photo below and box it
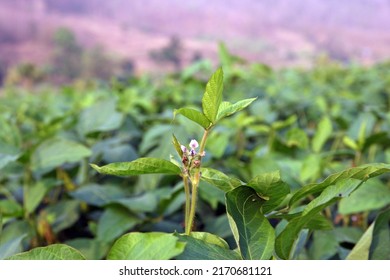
[183,175,190,232]
[185,128,210,235]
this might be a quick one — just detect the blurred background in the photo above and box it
[1,0,390,84]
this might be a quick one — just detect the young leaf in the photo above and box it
[312,116,332,153]
[369,210,390,260]
[289,163,390,207]
[346,223,374,260]
[216,98,257,121]
[7,244,86,260]
[175,234,240,260]
[107,232,185,260]
[96,206,141,243]
[91,158,182,176]
[202,67,224,123]
[172,134,183,158]
[200,167,242,192]
[247,171,290,213]
[226,186,275,260]
[174,108,211,129]
[276,178,363,259]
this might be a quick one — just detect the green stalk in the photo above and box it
[183,175,191,233]
[185,128,210,235]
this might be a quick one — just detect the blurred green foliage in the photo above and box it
[0,48,389,259]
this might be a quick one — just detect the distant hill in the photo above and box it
[1,0,389,75]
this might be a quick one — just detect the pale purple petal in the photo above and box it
[189,139,199,149]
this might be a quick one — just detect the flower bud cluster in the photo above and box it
[181,139,205,170]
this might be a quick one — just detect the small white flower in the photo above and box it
[189,139,199,149]
[181,145,187,153]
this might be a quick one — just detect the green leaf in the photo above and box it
[91,157,181,176]
[309,230,339,260]
[0,200,23,218]
[65,238,109,260]
[0,234,27,260]
[226,186,275,260]
[247,171,290,213]
[312,117,332,152]
[369,210,390,260]
[343,136,358,150]
[276,178,363,259]
[289,163,390,207]
[31,138,91,174]
[347,223,374,260]
[286,128,308,149]
[171,134,183,158]
[175,234,240,260]
[107,232,185,260]
[77,99,124,136]
[0,142,20,170]
[42,200,80,233]
[97,206,141,243]
[113,193,158,213]
[216,98,257,121]
[339,179,390,214]
[25,179,56,215]
[202,67,224,123]
[70,184,126,207]
[7,244,86,260]
[174,108,211,129]
[201,167,242,192]
[189,232,230,249]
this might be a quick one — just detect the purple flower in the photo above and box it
[189,139,199,149]
[181,145,187,153]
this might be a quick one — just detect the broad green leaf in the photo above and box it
[172,134,183,158]
[0,234,27,260]
[309,230,338,260]
[289,163,390,207]
[0,142,20,170]
[190,232,230,249]
[175,234,240,260]
[7,244,86,260]
[113,193,158,213]
[339,179,390,214]
[286,128,308,149]
[347,223,374,260]
[25,179,56,214]
[369,210,390,260]
[201,167,242,192]
[107,232,185,260]
[312,116,332,152]
[174,108,211,129]
[42,200,80,233]
[0,200,23,218]
[216,98,257,121]
[65,238,109,260]
[70,184,126,207]
[226,186,275,260]
[276,178,363,259]
[300,154,322,182]
[247,171,290,213]
[77,99,124,136]
[91,157,181,176]
[97,206,140,243]
[202,67,224,123]
[31,138,91,174]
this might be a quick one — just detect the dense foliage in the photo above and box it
[1,55,390,260]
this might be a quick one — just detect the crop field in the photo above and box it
[0,57,389,260]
